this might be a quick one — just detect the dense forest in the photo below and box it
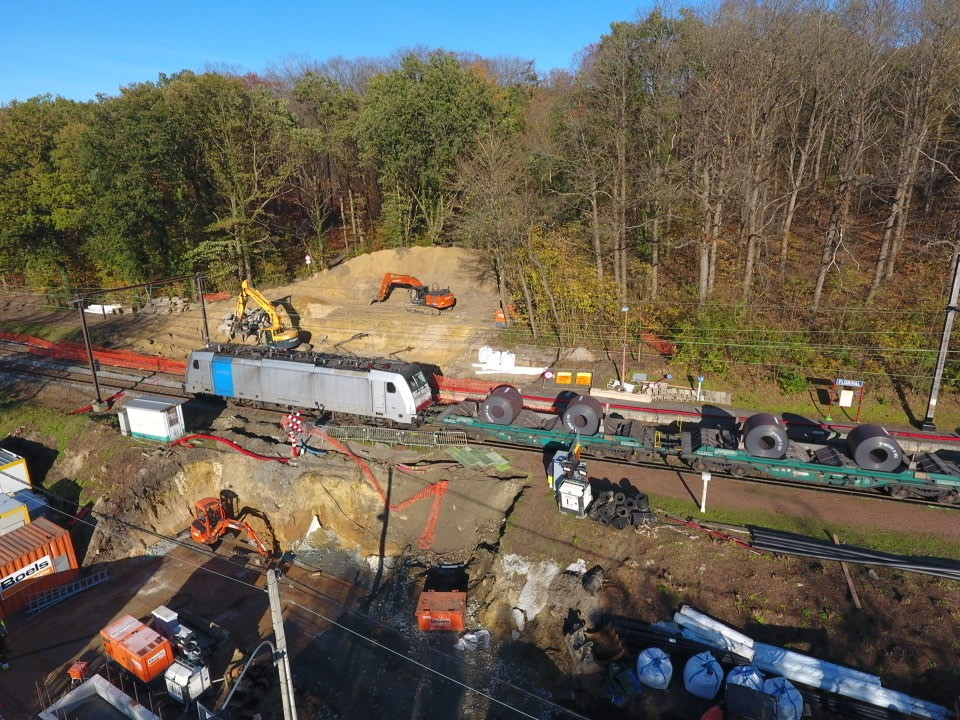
[2,0,960,393]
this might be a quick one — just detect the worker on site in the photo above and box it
[0,618,9,670]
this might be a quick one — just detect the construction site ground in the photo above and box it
[0,247,959,719]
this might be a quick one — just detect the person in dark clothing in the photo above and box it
[0,618,9,669]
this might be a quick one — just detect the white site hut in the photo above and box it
[118,396,186,442]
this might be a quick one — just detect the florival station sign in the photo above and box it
[0,555,53,595]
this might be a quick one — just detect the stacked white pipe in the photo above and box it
[672,605,951,720]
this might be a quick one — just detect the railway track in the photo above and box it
[4,340,958,514]
[0,341,189,403]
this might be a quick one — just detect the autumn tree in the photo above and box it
[357,51,497,246]
[166,72,297,284]
[0,96,87,290]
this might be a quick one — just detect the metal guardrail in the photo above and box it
[322,425,468,448]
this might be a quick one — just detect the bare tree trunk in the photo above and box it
[340,197,350,254]
[698,165,712,305]
[708,200,723,296]
[650,210,660,300]
[590,171,604,279]
[523,238,563,340]
[516,262,538,339]
[813,186,851,313]
[348,189,359,249]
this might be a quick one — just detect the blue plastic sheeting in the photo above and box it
[635,647,673,689]
[726,665,764,691]
[762,677,804,720]
[683,651,723,700]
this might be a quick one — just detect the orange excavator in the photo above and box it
[371,273,456,315]
[190,497,272,559]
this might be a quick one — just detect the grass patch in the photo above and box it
[0,319,82,344]
[651,493,960,559]
[0,401,88,449]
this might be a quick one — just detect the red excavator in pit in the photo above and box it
[371,273,456,315]
[190,496,272,559]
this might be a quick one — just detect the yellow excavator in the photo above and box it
[229,280,301,350]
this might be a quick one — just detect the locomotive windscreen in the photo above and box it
[403,368,430,392]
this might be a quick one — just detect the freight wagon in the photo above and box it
[184,344,433,427]
[438,387,960,504]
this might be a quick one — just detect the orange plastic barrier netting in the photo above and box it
[435,375,502,403]
[0,333,187,375]
[313,427,449,550]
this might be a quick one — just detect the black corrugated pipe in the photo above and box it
[748,527,960,580]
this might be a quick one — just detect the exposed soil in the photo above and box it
[1,248,959,719]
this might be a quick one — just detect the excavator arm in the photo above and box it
[230,280,301,349]
[190,497,273,558]
[372,273,421,303]
[218,519,271,558]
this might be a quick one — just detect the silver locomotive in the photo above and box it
[184,344,432,427]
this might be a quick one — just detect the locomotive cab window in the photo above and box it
[387,382,396,393]
[405,370,429,391]
[192,360,199,369]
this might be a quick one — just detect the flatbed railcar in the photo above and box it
[184,344,433,427]
[438,390,960,504]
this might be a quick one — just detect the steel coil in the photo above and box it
[846,424,903,472]
[561,395,603,436]
[479,385,523,425]
[742,413,789,459]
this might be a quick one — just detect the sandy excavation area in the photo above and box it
[196,247,508,375]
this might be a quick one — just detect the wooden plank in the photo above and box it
[833,532,863,609]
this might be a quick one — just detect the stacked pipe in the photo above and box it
[748,527,960,581]
[605,614,932,720]
[587,490,657,529]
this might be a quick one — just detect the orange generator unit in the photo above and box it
[100,614,174,684]
[415,564,468,632]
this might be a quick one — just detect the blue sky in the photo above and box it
[2,1,652,103]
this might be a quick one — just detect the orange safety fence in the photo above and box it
[308,424,449,550]
[0,332,187,375]
[435,375,559,411]
[642,331,676,357]
[435,375,501,403]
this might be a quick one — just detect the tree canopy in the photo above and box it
[3,3,960,391]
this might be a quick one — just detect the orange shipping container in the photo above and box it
[0,516,79,620]
[100,614,174,683]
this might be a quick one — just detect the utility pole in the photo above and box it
[72,296,106,411]
[921,253,960,431]
[267,569,298,720]
[195,273,210,344]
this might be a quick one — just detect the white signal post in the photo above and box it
[700,471,711,513]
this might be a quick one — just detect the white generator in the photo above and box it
[552,450,593,518]
[165,657,211,704]
[118,396,186,442]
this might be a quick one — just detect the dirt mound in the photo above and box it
[192,247,503,373]
[295,246,493,301]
